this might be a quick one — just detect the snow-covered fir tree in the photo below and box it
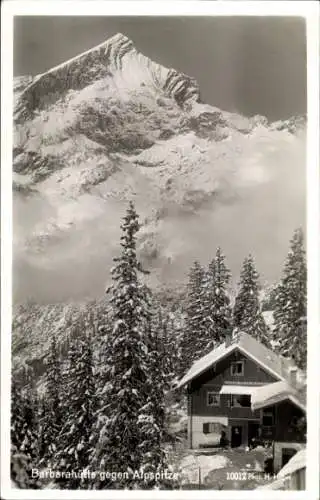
[261,283,279,312]
[11,378,29,457]
[180,261,205,374]
[151,305,170,385]
[53,315,96,488]
[154,289,185,382]
[40,335,62,467]
[233,255,269,346]
[137,291,170,489]
[168,311,186,382]
[200,248,232,355]
[273,228,307,369]
[152,304,182,388]
[37,396,47,465]
[11,375,40,488]
[93,201,168,489]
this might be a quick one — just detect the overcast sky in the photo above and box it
[14,16,306,121]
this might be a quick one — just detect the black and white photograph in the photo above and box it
[1,1,319,497]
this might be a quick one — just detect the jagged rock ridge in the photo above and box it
[15,33,200,124]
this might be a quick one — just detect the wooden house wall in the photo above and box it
[190,350,278,391]
[188,349,278,420]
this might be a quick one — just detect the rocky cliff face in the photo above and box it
[14,33,200,125]
[13,33,306,304]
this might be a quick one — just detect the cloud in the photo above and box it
[13,128,305,304]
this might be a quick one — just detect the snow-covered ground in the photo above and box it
[179,453,231,485]
[166,401,273,491]
[175,447,272,489]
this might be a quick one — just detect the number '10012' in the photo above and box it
[226,472,247,481]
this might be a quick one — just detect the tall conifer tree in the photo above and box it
[11,374,40,488]
[41,335,62,467]
[137,291,168,489]
[233,255,269,346]
[200,248,232,354]
[54,315,96,488]
[180,261,205,373]
[273,228,307,368]
[94,201,166,489]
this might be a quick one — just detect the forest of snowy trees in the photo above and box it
[11,202,307,490]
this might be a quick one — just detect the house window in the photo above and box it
[203,422,221,434]
[262,410,274,426]
[230,394,251,408]
[207,392,220,407]
[230,361,244,376]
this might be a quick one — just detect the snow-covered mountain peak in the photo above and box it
[14,32,200,125]
[39,32,137,75]
[13,34,306,303]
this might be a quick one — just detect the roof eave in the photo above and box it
[174,343,235,389]
[237,346,286,383]
[251,395,306,413]
[175,341,286,389]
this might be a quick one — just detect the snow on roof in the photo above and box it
[277,448,306,478]
[219,384,259,395]
[251,381,306,412]
[176,331,294,389]
[176,340,234,388]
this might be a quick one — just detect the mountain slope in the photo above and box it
[13,33,306,303]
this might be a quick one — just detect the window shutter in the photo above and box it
[203,423,209,434]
